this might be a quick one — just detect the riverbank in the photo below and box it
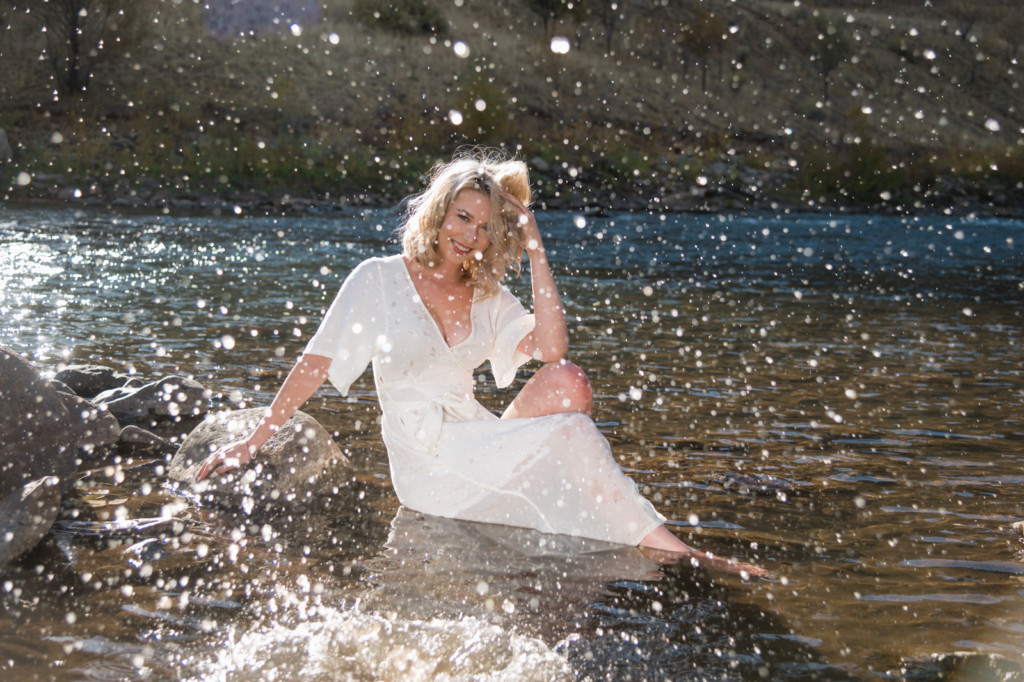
[5,159,1023,218]
[2,1,1022,219]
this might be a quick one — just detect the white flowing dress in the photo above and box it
[304,255,665,546]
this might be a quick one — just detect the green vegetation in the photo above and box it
[0,0,1021,212]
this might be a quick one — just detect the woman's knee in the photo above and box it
[540,360,592,411]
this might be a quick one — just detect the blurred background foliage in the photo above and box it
[0,0,1021,210]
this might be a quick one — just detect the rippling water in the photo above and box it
[2,205,1023,680]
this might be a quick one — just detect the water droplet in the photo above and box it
[453,41,470,58]
[448,109,463,125]
[16,171,31,186]
[474,98,487,112]
[550,36,571,54]
[985,118,1001,132]
[573,215,586,229]
[50,132,64,144]
[221,335,235,350]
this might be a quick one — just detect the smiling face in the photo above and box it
[436,188,492,273]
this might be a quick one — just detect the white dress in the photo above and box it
[304,255,665,546]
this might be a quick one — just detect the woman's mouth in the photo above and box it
[450,239,472,256]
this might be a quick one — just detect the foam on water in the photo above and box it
[194,604,573,681]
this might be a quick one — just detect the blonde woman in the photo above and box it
[197,149,764,576]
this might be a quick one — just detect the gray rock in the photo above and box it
[53,364,130,399]
[0,477,62,572]
[94,375,210,422]
[896,651,1024,681]
[167,408,352,509]
[0,347,79,499]
[0,128,12,163]
[54,390,122,460]
[118,425,176,456]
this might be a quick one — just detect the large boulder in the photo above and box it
[0,348,81,571]
[94,375,210,422]
[167,408,353,509]
[0,477,62,571]
[53,364,130,400]
[0,348,79,497]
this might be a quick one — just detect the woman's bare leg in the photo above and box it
[502,359,592,419]
[505,360,768,578]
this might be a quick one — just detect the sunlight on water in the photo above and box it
[1,206,1022,680]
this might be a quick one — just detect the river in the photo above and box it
[1,205,1023,680]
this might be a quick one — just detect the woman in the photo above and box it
[197,150,764,576]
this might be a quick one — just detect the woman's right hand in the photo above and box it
[195,440,255,482]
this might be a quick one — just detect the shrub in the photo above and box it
[352,0,447,36]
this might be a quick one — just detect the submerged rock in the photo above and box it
[896,651,1024,681]
[0,476,62,571]
[0,348,79,498]
[118,425,177,457]
[94,375,210,422]
[167,408,353,509]
[53,363,130,399]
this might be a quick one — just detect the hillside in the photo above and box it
[1,0,1022,214]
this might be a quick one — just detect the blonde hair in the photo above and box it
[400,148,532,299]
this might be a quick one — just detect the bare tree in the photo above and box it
[678,7,726,94]
[526,0,586,39]
[811,16,850,102]
[35,0,146,96]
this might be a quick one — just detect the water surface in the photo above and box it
[1,205,1022,679]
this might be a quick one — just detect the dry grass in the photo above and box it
[1,0,1021,206]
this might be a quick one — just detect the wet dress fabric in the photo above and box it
[304,255,665,546]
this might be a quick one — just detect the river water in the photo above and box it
[1,205,1022,680]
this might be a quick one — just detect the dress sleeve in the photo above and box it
[488,286,536,388]
[303,258,385,396]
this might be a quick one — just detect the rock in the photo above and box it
[0,348,79,499]
[167,408,352,509]
[0,128,12,163]
[94,375,210,422]
[896,651,1024,681]
[53,364,130,399]
[54,389,121,460]
[118,425,177,456]
[708,472,799,498]
[0,477,62,571]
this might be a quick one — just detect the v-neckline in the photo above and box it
[399,257,475,350]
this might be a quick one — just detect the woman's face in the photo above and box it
[436,188,492,270]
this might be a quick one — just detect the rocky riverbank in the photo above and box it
[0,347,353,574]
[6,157,1024,218]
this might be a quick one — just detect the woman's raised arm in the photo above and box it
[503,193,569,362]
[195,353,332,481]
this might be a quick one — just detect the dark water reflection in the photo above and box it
[1,206,1022,679]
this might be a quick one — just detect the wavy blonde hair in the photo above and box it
[400,148,532,299]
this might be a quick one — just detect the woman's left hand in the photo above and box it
[501,191,542,253]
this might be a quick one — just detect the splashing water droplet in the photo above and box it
[453,41,470,58]
[448,109,463,125]
[16,171,31,186]
[985,118,1001,132]
[550,36,570,54]
[474,98,487,112]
